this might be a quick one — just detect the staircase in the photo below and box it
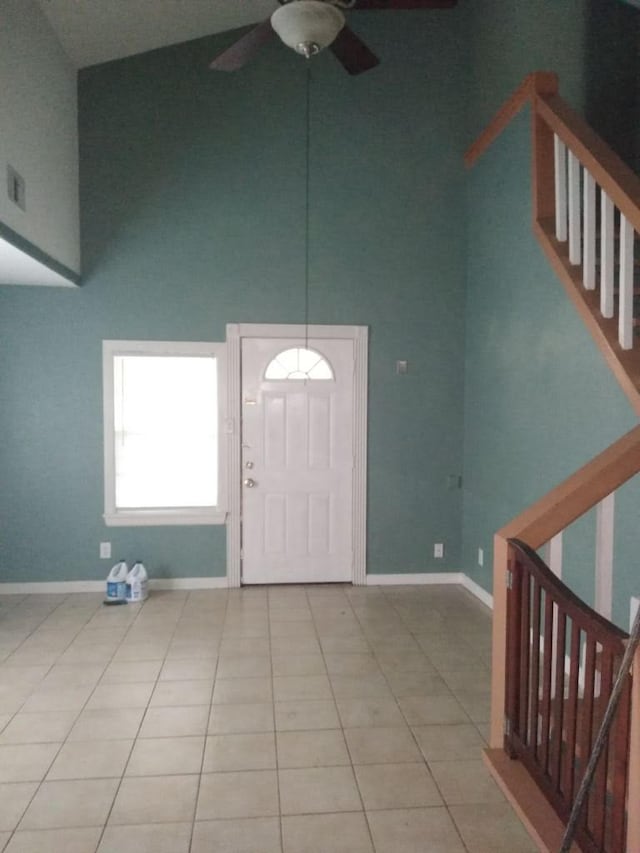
[466,71,640,415]
[466,73,640,852]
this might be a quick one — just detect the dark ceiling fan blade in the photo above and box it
[209,19,275,71]
[330,26,380,76]
[352,0,456,8]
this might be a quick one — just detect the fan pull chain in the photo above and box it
[304,59,311,352]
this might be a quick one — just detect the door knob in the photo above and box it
[243,478,257,488]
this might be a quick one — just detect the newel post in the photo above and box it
[626,645,640,849]
[490,535,510,747]
[531,72,559,225]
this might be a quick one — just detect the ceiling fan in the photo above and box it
[209,0,456,76]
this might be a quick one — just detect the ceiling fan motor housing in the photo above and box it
[271,0,346,56]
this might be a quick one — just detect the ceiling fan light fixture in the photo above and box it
[271,1,345,56]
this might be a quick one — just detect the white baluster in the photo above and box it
[554,135,567,242]
[600,191,614,318]
[595,493,614,621]
[619,214,635,350]
[568,151,581,265]
[582,171,596,289]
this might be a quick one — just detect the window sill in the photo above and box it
[104,509,227,527]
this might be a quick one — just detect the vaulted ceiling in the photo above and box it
[36,0,277,68]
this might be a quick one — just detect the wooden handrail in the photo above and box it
[464,71,558,168]
[490,423,640,753]
[498,423,640,549]
[536,95,640,235]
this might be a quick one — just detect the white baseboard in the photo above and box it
[367,571,493,610]
[367,572,465,586]
[459,574,494,609]
[0,577,229,595]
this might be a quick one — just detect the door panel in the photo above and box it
[241,337,354,584]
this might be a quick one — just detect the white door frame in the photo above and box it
[225,323,368,588]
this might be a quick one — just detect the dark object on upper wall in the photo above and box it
[209,0,457,76]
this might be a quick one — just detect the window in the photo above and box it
[103,340,226,526]
[264,347,333,380]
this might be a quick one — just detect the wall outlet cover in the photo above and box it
[478,548,484,567]
[434,543,444,558]
[99,541,111,559]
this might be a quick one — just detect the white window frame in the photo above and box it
[102,339,227,527]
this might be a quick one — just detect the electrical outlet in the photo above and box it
[478,548,484,567]
[631,596,640,631]
[99,542,111,559]
[7,165,25,211]
[434,543,444,559]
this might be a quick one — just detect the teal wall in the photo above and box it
[0,11,468,582]
[461,0,640,627]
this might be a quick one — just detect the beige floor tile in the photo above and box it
[191,817,281,853]
[329,673,392,700]
[336,698,405,728]
[272,675,332,702]
[159,659,216,681]
[319,636,371,655]
[19,779,118,830]
[138,705,208,738]
[0,783,39,831]
[212,678,272,705]
[269,621,316,639]
[40,665,104,689]
[165,641,218,661]
[376,652,436,674]
[271,655,325,677]
[452,689,491,723]
[398,695,469,726]
[275,700,340,731]
[385,670,451,698]
[0,667,49,688]
[276,729,350,768]
[0,713,77,744]
[0,744,60,782]
[203,733,276,772]
[0,715,12,732]
[279,766,361,815]
[196,770,279,820]
[367,807,466,853]
[47,739,132,780]
[323,655,380,676]
[68,708,144,741]
[216,657,271,679]
[412,724,486,761]
[449,803,538,852]
[21,685,93,713]
[110,775,199,825]
[86,683,154,710]
[281,812,373,853]
[271,636,321,655]
[440,669,491,693]
[0,686,32,715]
[149,680,213,707]
[101,661,161,684]
[208,703,274,734]
[429,760,505,806]
[219,638,270,658]
[97,822,192,853]
[112,643,167,663]
[5,827,103,853]
[344,726,421,764]
[126,736,204,776]
[355,762,442,810]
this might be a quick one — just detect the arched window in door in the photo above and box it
[264,347,334,381]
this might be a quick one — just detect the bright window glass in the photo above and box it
[264,347,333,381]
[113,355,217,509]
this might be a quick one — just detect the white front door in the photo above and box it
[240,336,355,584]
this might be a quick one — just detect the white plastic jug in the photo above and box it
[106,560,128,601]
[126,561,148,603]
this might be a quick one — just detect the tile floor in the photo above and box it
[0,584,537,852]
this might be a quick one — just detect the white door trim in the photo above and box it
[226,323,368,588]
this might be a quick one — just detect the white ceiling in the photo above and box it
[36,0,279,68]
[0,238,76,287]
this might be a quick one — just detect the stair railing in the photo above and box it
[506,540,631,853]
[466,72,640,416]
[487,424,640,851]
